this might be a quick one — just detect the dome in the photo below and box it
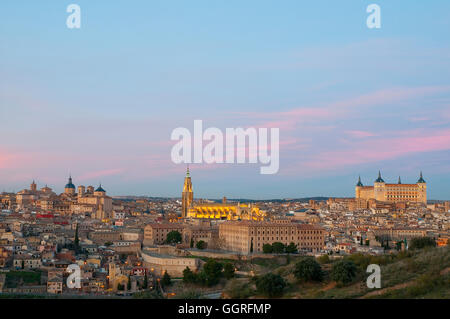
[95,184,106,193]
[65,176,75,189]
[417,171,426,183]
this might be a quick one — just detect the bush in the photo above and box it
[225,280,254,299]
[161,271,172,287]
[285,242,298,254]
[166,231,182,244]
[223,263,235,279]
[331,260,357,285]
[202,259,223,286]
[293,258,323,282]
[196,240,207,250]
[272,242,285,254]
[255,273,286,297]
[317,254,330,264]
[183,267,197,284]
[263,244,273,254]
[409,237,436,250]
[133,290,164,299]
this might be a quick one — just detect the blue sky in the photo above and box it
[1,1,450,199]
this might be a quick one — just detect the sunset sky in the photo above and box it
[1,1,450,199]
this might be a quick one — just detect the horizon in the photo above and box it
[1,1,450,199]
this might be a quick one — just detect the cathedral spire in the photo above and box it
[356,175,363,187]
[375,170,385,183]
[417,171,426,183]
[186,164,190,177]
[398,176,402,184]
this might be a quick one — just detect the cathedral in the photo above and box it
[181,167,266,221]
[355,171,427,204]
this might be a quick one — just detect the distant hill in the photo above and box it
[112,196,331,202]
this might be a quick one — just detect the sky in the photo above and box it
[1,1,450,199]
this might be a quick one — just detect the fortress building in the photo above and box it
[181,167,266,221]
[355,171,427,204]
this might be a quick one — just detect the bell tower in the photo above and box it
[181,166,193,218]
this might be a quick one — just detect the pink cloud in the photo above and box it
[302,128,450,171]
[239,85,450,132]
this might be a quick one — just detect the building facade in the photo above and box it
[355,172,427,204]
[219,220,325,254]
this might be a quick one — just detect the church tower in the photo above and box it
[417,171,427,204]
[30,180,37,192]
[64,175,76,195]
[374,171,386,201]
[181,166,193,218]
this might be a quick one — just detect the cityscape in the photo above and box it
[1,0,449,311]
[0,168,448,299]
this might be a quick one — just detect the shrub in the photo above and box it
[293,258,323,282]
[166,231,182,244]
[263,244,273,254]
[317,254,330,264]
[272,242,285,254]
[409,237,436,250]
[223,263,235,279]
[161,271,172,287]
[196,240,207,250]
[255,273,286,297]
[331,260,357,285]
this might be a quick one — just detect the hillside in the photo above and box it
[224,246,450,299]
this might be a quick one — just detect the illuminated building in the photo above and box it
[181,167,266,221]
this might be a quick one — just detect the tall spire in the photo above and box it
[398,176,402,184]
[375,170,385,183]
[186,164,190,177]
[417,171,426,183]
[356,175,363,187]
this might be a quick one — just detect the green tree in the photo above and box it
[161,271,172,287]
[285,242,298,254]
[74,223,81,254]
[203,259,223,286]
[331,260,357,285]
[262,244,273,254]
[223,263,235,280]
[272,242,285,254]
[127,276,132,290]
[196,240,206,250]
[255,273,286,297]
[293,258,323,282]
[183,267,197,284]
[409,237,436,250]
[143,273,148,289]
[165,231,182,245]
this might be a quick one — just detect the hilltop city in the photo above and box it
[0,169,448,298]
